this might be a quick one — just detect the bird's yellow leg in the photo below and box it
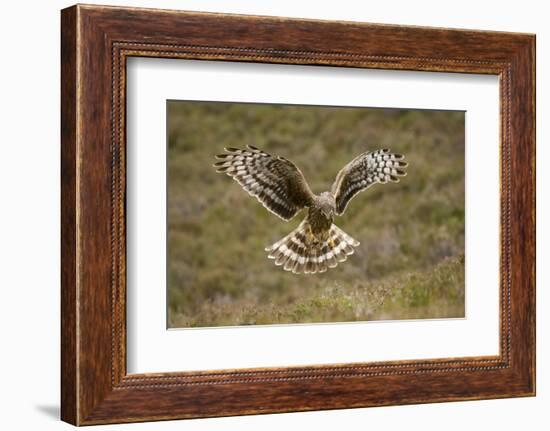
[328,237,335,248]
[306,224,315,245]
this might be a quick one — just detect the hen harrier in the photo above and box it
[214,146,407,274]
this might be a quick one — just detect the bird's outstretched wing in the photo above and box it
[214,146,315,221]
[331,148,408,215]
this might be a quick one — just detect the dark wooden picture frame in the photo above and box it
[61,4,535,425]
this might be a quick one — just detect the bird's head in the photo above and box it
[319,192,336,218]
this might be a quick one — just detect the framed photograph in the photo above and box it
[61,4,535,425]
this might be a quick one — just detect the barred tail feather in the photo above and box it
[265,221,360,274]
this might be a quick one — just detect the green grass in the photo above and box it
[169,254,465,327]
[167,101,465,328]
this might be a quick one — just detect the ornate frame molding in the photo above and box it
[61,5,535,425]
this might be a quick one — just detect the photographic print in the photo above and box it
[167,101,465,328]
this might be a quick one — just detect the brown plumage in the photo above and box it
[214,146,408,274]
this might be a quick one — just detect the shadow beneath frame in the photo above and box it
[35,404,60,420]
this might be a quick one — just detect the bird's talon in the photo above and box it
[305,225,315,244]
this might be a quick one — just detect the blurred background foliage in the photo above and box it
[167,101,465,328]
